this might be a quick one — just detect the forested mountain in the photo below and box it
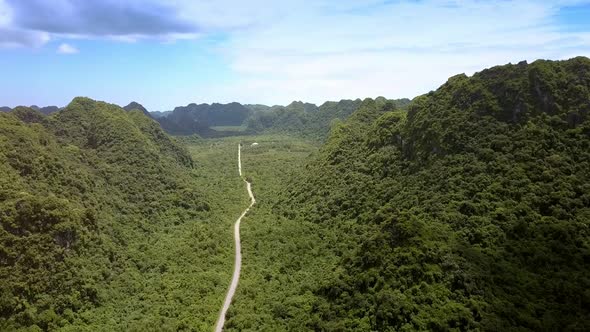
[150,110,172,118]
[0,98,208,330]
[4,56,588,331]
[271,57,590,330]
[30,105,61,115]
[0,106,61,114]
[153,99,409,139]
[39,106,60,115]
[123,101,152,118]
[246,98,411,140]
[156,102,251,136]
[244,104,273,113]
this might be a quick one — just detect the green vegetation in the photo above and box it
[270,57,589,330]
[0,106,60,114]
[154,98,410,140]
[215,58,590,331]
[3,56,590,331]
[157,102,251,137]
[0,98,248,331]
[245,98,410,140]
[222,135,333,331]
[123,101,152,118]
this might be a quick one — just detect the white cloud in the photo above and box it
[57,43,78,54]
[3,0,590,106]
[201,0,590,104]
[0,0,11,26]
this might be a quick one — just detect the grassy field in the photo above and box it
[210,125,247,132]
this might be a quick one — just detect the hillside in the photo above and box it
[157,102,251,136]
[0,106,60,114]
[150,110,172,118]
[123,101,153,118]
[153,99,410,139]
[257,57,590,330]
[30,105,61,115]
[0,98,215,330]
[246,98,411,140]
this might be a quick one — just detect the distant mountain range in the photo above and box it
[0,105,61,114]
[134,98,411,138]
[245,98,411,139]
[150,111,172,118]
[1,98,411,139]
[154,102,251,137]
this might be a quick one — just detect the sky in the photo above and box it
[1,0,590,111]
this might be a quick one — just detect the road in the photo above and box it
[214,144,256,332]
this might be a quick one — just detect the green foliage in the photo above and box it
[158,102,252,137]
[4,56,590,331]
[0,98,247,330]
[229,58,590,330]
[245,98,410,141]
[293,58,590,330]
[220,136,333,332]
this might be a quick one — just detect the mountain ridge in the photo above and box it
[272,56,590,330]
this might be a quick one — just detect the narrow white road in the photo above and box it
[215,144,256,332]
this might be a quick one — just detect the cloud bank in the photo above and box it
[8,0,196,36]
[0,0,200,46]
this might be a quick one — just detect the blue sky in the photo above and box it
[1,0,590,111]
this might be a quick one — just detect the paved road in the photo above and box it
[215,144,256,332]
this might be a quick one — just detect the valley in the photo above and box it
[1,57,590,331]
[3,0,590,330]
[215,143,256,332]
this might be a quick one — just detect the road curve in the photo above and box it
[215,144,256,332]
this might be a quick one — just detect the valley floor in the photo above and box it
[215,144,256,332]
[69,140,248,331]
[206,136,344,331]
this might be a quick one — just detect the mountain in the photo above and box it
[6,105,60,114]
[268,57,590,330]
[155,102,251,137]
[0,97,206,330]
[39,106,60,115]
[150,110,172,118]
[172,102,250,126]
[123,101,152,118]
[152,99,409,138]
[244,104,272,112]
[246,98,411,140]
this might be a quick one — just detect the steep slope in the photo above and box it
[123,101,153,118]
[0,98,208,330]
[278,57,590,330]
